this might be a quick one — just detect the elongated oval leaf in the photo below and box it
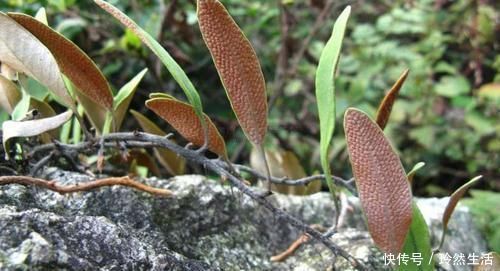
[344,108,412,254]
[9,12,113,110]
[2,110,72,159]
[0,12,74,108]
[146,98,227,158]
[399,202,434,271]
[130,109,186,176]
[438,175,482,250]
[197,0,267,145]
[113,68,147,130]
[376,69,409,130]
[315,6,350,193]
[0,74,21,113]
[93,0,205,124]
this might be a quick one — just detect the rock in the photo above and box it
[0,169,489,270]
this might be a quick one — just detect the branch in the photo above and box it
[25,132,365,270]
[234,164,356,193]
[0,175,173,196]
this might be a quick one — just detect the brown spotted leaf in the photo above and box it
[0,12,74,109]
[8,13,113,110]
[197,0,267,145]
[145,97,227,158]
[375,69,409,130]
[344,108,412,254]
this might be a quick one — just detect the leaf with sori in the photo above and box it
[0,12,74,110]
[8,12,113,110]
[344,108,413,254]
[197,0,268,146]
[145,97,227,159]
[130,109,186,176]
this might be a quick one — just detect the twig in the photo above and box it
[29,151,55,176]
[271,224,327,262]
[232,164,357,195]
[0,175,173,196]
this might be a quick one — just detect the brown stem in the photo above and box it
[0,175,173,196]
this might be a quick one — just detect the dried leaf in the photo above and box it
[145,98,227,158]
[0,74,21,113]
[0,12,74,109]
[375,69,409,129]
[29,97,58,142]
[438,175,482,250]
[113,68,147,130]
[250,148,316,195]
[94,0,205,126]
[315,6,350,194]
[11,91,31,121]
[9,13,113,110]
[0,62,17,80]
[344,108,412,254]
[197,0,267,145]
[2,110,72,159]
[130,109,186,176]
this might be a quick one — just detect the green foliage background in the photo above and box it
[1,0,498,212]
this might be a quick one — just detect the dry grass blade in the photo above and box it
[8,13,113,110]
[0,12,73,108]
[197,0,267,145]
[146,98,227,158]
[344,108,412,254]
[375,69,409,130]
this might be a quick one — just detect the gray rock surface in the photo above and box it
[0,169,488,270]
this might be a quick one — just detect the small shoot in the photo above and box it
[315,6,350,206]
[407,162,426,184]
[437,175,483,251]
[375,69,409,130]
